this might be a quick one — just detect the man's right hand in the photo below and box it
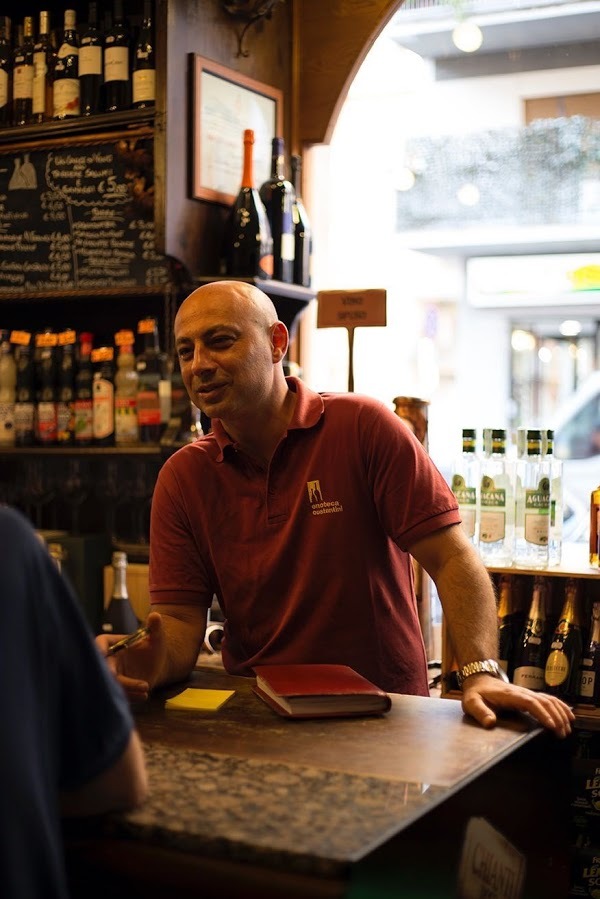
[96,611,167,701]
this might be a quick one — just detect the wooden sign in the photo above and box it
[316,288,387,392]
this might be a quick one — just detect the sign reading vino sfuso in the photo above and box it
[0,136,170,293]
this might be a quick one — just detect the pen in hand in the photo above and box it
[105,625,151,658]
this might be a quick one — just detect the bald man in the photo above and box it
[97,281,574,737]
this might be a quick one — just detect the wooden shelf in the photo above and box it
[486,543,600,580]
[0,445,163,456]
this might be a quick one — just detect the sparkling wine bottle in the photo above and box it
[259,137,295,282]
[544,577,583,703]
[512,575,550,691]
[102,551,139,635]
[132,0,155,109]
[290,153,312,287]
[223,129,273,279]
[579,601,600,707]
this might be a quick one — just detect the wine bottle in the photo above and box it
[52,9,80,120]
[136,317,162,443]
[223,129,273,279]
[132,0,155,109]
[496,574,521,681]
[544,577,583,703]
[103,0,130,113]
[13,16,34,126]
[56,328,76,445]
[259,137,295,282]
[91,345,115,446]
[79,1,103,116]
[514,428,550,569]
[114,330,139,446]
[512,575,549,691]
[450,428,480,547]
[290,154,312,287]
[0,16,12,127]
[32,10,55,123]
[102,551,139,635]
[579,601,600,707]
[478,428,514,567]
[590,484,600,567]
[0,329,16,446]
[34,327,58,446]
[73,331,94,446]
[12,331,35,447]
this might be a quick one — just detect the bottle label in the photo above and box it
[32,71,46,115]
[479,510,506,543]
[56,401,74,442]
[524,486,550,546]
[451,475,476,506]
[580,667,596,700]
[74,399,93,441]
[37,401,57,442]
[133,68,155,103]
[53,79,81,117]
[545,650,569,687]
[0,401,15,442]
[280,231,295,263]
[137,390,161,426]
[459,508,476,539]
[79,45,102,76]
[115,397,139,443]
[93,378,114,440]
[58,43,79,60]
[104,47,130,82]
[14,402,34,437]
[513,666,544,690]
[0,70,7,107]
[14,64,34,99]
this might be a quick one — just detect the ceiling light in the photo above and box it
[452,20,483,53]
[512,329,535,352]
[456,183,480,206]
[559,319,582,337]
[396,167,416,191]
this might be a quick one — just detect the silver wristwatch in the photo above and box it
[456,659,509,688]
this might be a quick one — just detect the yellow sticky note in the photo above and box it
[164,688,235,711]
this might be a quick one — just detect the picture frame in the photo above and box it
[191,55,283,206]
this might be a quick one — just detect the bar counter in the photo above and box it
[65,668,571,899]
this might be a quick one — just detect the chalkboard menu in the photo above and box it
[0,135,170,294]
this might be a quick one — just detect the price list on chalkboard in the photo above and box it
[0,137,170,294]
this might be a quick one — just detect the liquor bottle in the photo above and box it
[12,331,35,446]
[136,317,162,442]
[56,328,76,445]
[513,428,550,569]
[102,551,139,635]
[496,574,521,681]
[79,1,103,116]
[103,0,130,113]
[0,329,16,445]
[580,601,600,707]
[223,129,273,279]
[544,429,563,566]
[13,16,34,126]
[91,345,115,446]
[32,10,55,124]
[290,153,312,287]
[590,484,600,568]
[512,576,550,691]
[544,577,583,703]
[52,8,80,120]
[450,428,480,547]
[73,331,94,446]
[478,428,514,566]
[114,330,139,445]
[132,0,155,109]
[34,327,58,446]
[259,137,295,282]
[0,16,12,127]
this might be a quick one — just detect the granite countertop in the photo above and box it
[105,669,540,880]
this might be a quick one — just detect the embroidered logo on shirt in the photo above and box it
[307,479,343,516]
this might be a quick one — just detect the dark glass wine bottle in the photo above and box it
[136,317,162,443]
[74,332,94,446]
[92,345,115,446]
[52,8,80,119]
[579,601,600,707]
[102,551,139,636]
[34,327,58,446]
[544,577,583,703]
[290,153,312,287]
[56,328,76,445]
[13,333,35,447]
[13,16,34,126]
[496,574,521,681]
[259,137,295,282]
[32,10,55,123]
[103,0,130,113]
[0,17,11,127]
[132,0,155,109]
[223,128,273,279]
[512,575,549,691]
[80,1,103,116]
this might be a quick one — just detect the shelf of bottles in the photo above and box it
[0,0,156,133]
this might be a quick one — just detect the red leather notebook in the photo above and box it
[252,664,392,719]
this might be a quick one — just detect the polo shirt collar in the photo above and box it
[211,376,324,461]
